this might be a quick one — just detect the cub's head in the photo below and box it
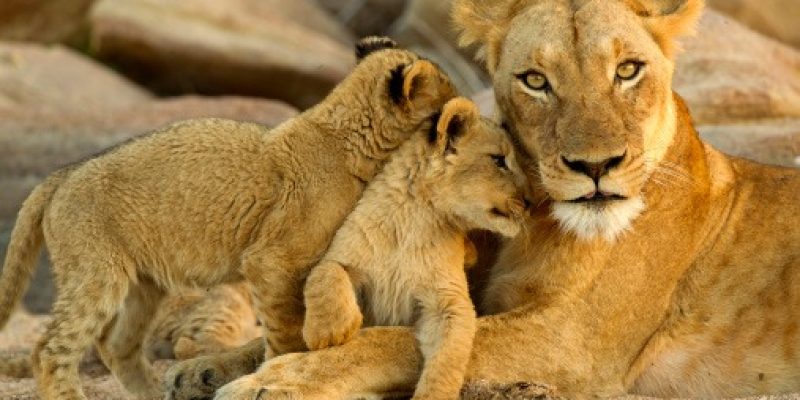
[339,36,457,129]
[429,98,530,238]
[453,0,703,241]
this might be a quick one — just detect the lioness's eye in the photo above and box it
[491,154,508,169]
[518,72,550,91]
[616,61,643,81]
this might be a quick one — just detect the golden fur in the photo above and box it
[164,1,800,399]
[216,98,529,400]
[0,37,456,400]
[144,282,260,362]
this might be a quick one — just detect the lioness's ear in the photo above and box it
[452,0,523,73]
[389,60,454,112]
[432,97,479,154]
[355,36,397,63]
[623,0,704,58]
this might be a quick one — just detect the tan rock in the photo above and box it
[707,0,800,49]
[0,42,151,113]
[675,11,800,125]
[699,119,800,168]
[89,0,355,108]
[0,0,95,46]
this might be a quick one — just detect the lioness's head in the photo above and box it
[454,0,703,241]
[430,98,530,238]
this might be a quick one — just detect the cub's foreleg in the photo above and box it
[413,286,477,400]
[303,260,364,350]
[241,246,308,357]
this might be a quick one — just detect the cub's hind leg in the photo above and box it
[96,278,165,398]
[32,256,131,400]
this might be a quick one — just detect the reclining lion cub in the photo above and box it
[165,0,800,399]
[0,37,456,400]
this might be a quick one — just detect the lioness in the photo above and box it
[165,0,800,399]
[0,37,457,400]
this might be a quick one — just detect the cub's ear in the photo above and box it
[389,60,456,113]
[452,0,523,73]
[623,0,704,58]
[432,97,480,154]
[355,36,398,62]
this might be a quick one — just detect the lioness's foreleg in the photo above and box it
[164,338,265,400]
[218,308,594,398]
[96,279,164,398]
[302,260,363,350]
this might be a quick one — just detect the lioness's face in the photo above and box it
[455,0,702,240]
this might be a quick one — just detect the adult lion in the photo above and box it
[167,0,800,398]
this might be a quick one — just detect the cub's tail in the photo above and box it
[0,169,70,329]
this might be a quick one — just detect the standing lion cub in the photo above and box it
[0,37,456,400]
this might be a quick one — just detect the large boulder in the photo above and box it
[0,0,95,46]
[0,42,151,113]
[698,120,800,168]
[675,11,800,125]
[89,0,355,109]
[707,0,800,49]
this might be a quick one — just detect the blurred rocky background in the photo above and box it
[0,0,799,314]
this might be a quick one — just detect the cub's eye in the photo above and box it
[518,71,550,92]
[491,154,508,169]
[616,61,644,81]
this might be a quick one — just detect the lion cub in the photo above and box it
[0,37,456,400]
[301,98,529,400]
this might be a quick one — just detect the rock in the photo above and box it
[89,0,355,108]
[675,11,800,125]
[0,42,151,113]
[699,119,800,168]
[707,0,800,49]
[0,0,95,46]
[315,0,408,37]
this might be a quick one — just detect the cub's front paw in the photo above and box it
[214,376,300,400]
[164,355,237,400]
[302,305,363,350]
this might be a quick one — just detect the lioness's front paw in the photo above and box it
[214,376,300,400]
[164,355,238,400]
[302,306,363,350]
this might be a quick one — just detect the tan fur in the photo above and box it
[162,1,800,399]
[0,38,456,400]
[216,98,529,400]
[144,282,260,362]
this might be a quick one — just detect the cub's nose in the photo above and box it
[561,153,626,183]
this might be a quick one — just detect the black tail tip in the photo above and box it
[355,36,398,62]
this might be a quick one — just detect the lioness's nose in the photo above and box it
[562,153,625,183]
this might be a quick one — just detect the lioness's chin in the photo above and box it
[551,197,645,242]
